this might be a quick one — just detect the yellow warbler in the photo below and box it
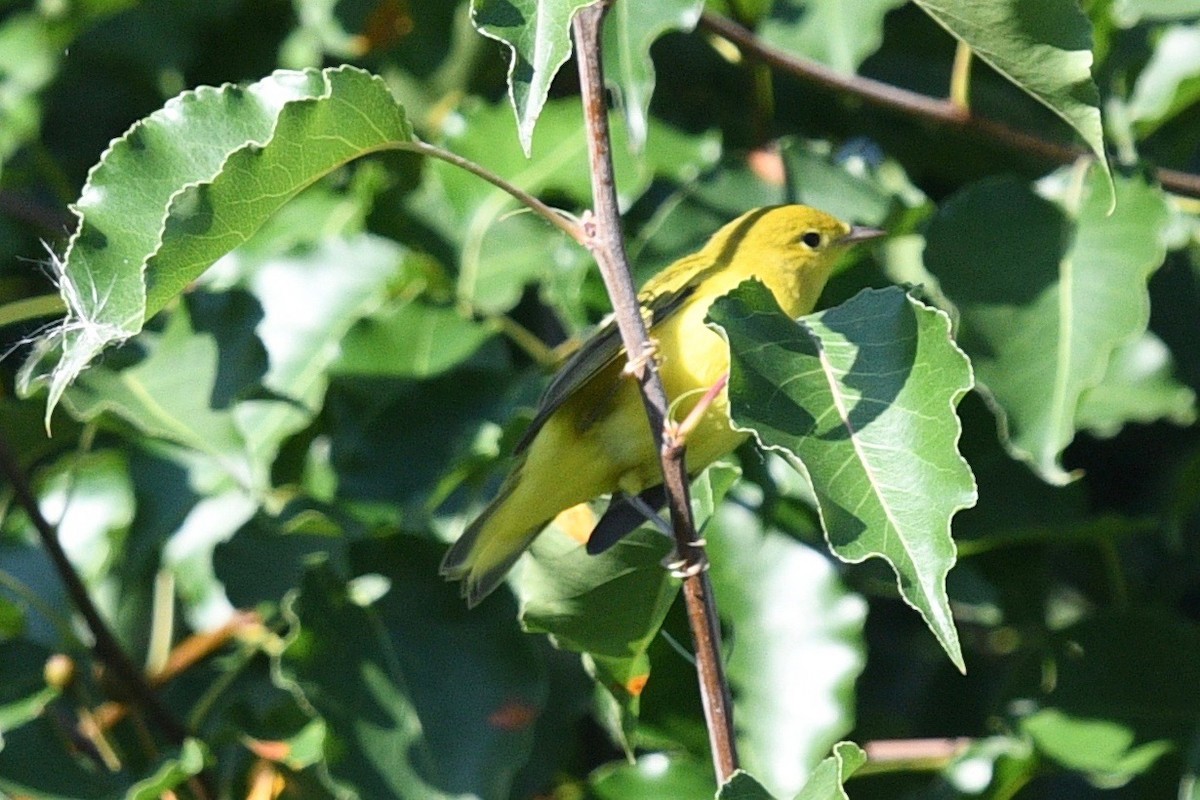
[442,205,883,605]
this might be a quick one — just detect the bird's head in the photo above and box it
[711,204,885,316]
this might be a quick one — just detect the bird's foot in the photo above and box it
[623,339,660,380]
[663,547,709,578]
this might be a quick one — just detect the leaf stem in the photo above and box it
[572,0,739,782]
[949,41,972,110]
[698,11,1200,199]
[405,139,587,245]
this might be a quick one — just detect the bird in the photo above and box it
[441,205,884,606]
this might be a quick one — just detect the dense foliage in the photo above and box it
[1,0,1199,798]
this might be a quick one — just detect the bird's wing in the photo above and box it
[514,283,696,454]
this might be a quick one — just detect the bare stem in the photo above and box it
[572,0,739,783]
[698,11,1200,199]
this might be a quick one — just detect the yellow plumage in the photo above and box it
[442,205,883,605]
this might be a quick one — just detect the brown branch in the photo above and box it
[858,737,973,774]
[572,0,739,783]
[0,432,212,797]
[698,11,1200,199]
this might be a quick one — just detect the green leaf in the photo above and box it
[125,739,207,800]
[470,0,597,156]
[759,0,907,75]
[717,770,776,799]
[1014,609,1200,786]
[708,283,976,672]
[0,716,121,798]
[794,741,867,800]
[519,464,737,753]
[590,753,717,799]
[923,170,1171,483]
[779,140,907,229]
[520,526,676,748]
[1076,332,1196,437]
[706,501,866,796]
[58,228,402,491]
[278,542,543,800]
[1127,23,1200,136]
[333,300,495,378]
[20,66,414,422]
[0,13,60,176]
[1111,0,1200,25]
[910,0,1112,204]
[602,0,704,150]
[1022,711,1174,786]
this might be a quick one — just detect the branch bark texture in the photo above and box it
[571,0,739,783]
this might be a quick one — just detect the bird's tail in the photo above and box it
[440,471,545,607]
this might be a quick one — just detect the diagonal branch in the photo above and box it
[572,0,739,783]
[0,434,193,747]
[699,11,1200,199]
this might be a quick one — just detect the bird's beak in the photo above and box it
[839,225,887,245]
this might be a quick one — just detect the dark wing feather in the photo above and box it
[586,485,669,554]
[514,283,696,454]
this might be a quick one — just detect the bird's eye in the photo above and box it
[800,231,823,248]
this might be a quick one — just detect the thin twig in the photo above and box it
[0,433,206,785]
[698,11,1200,199]
[572,1,739,782]
[406,140,587,245]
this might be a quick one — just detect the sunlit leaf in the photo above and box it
[794,741,867,800]
[911,0,1112,204]
[470,0,597,156]
[20,66,415,422]
[709,283,976,671]
[707,501,866,795]
[1126,23,1200,135]
[1076,331,1196,437]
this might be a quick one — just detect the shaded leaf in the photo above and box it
[590,753,717,798]
[277,541,543,800]
[708,282,975,671]
[924,170,1171,483]
[1014,609,1200,786]
[415,98,718,314]
[602,0,704,150]
[333,300,495,378]
[760,0,907,75]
